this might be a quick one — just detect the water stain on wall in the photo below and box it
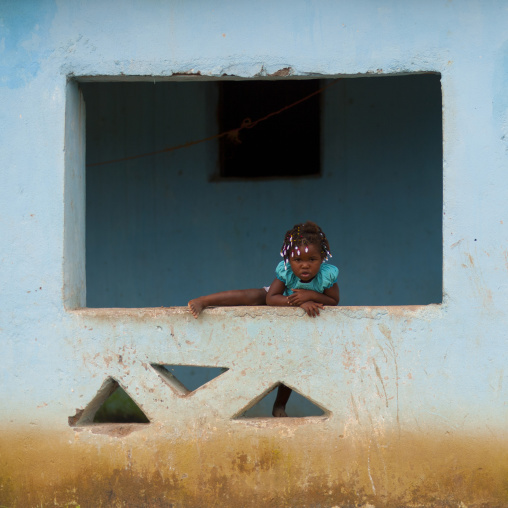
[0,426,506,507]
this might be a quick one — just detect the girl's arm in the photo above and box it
[265,278,292,307]
[266,280,340,317]
[288,283,340,306]
[266,279,323,317]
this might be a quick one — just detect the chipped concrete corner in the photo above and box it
[1,2,508,507]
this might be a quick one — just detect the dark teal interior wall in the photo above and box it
[325,75,443,305]
[83,74,442,308]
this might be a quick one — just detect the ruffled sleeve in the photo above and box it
[275,260,289,283]
[319,264,339,289]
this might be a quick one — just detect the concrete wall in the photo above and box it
[1,1,507,506]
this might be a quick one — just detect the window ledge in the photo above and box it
[67,304,443,320]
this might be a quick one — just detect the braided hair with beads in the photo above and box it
[280,221,332,270]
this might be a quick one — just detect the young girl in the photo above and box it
[188,221,340,417]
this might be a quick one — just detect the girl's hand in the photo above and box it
[287,289,316,305]
[300,301,324,317]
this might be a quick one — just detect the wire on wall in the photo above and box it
[86,79,340,168]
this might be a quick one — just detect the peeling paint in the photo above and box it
[269,67,293,77]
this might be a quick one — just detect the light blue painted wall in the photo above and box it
[83,74,442,308]
[0,0,507,495]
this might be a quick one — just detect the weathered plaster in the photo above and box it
[1,1,508,506]
[1,426,507,507]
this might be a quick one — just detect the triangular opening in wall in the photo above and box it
[68,377,149,426]
[150,364,229,395]
[233,382,329,419]
[93,384,149,423]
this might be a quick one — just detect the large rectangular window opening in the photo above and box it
[75,73,442,308]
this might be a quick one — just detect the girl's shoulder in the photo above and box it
[319,263,339,289]
[275,260,292,282]
[320,263,339,277]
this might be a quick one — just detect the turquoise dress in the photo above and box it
[275,261,339,296]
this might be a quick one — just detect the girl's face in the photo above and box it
[289,242,323,282]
